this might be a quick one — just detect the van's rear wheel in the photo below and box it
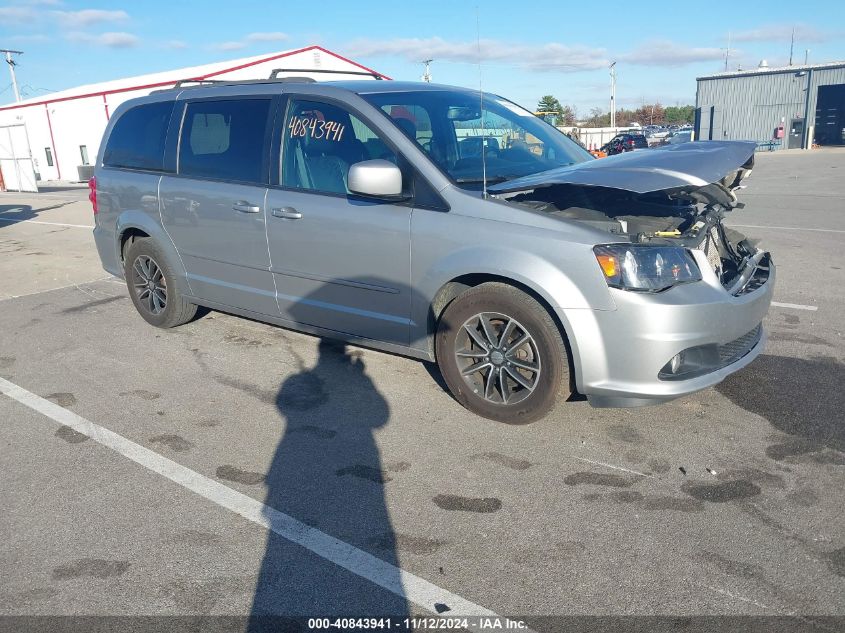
[124,237,196,328]
[435,283,570,424]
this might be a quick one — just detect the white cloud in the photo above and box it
[732,23,830,43]
[343,37,608,72]
[215,41,248,51]
[211,32,289,51]
[0,6,35,22]
[67,31,140,48]
[621,41,726,67]
[9,33,50,43]
[245,32,288,43]
[163,40,188,50]
[51,9,129,27]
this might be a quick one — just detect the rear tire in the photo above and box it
[435,283,570,424]
[124,237,197,328]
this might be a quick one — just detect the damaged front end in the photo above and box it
[490,141,770,297]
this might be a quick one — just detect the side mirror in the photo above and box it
[348,159,404,198]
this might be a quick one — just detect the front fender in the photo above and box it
[411,244,615,360]
[417,244,614,312]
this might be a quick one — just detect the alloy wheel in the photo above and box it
[454,312,541,405]
[131,255,167,315]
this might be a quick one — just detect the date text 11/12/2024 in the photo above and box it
[306,616,529,630]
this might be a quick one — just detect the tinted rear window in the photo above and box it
[103,101,174,171]
[178,99,271,184]
[632,135,648,147]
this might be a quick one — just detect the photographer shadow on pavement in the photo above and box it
[248,337,409,631]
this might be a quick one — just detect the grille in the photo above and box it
[718,324,762,366]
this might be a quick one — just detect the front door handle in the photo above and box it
[271,207,302,220]
[233,201,260,213]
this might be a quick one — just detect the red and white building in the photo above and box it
[0,45,386,183]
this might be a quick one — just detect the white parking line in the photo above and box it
[770,301,818,312]
[0,192,87,200]
[0,217,94,229]
[0,376,507,626]
[0,277,115,302]
[728,223,845,234]
[574,457,654,479]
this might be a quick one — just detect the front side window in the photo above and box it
[179,99,271,184]
[103,101,174,171]
[281,98,397,195]
[363,90,591,187]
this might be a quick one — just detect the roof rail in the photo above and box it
[268,68,384,80]
[171,78,226,89]
[273,76,317,83]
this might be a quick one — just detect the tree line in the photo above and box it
[536,95,694,127]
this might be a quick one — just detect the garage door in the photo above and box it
[0,124,39,193]
[815,84,845,146]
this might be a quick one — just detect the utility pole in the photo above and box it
[723,32,731,71]
[788,26,795,66]
[421,59,433,83]
[2,49,23,102]
[804,49,810,65]
[609,61,616,128]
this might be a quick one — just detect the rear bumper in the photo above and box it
[93,225,122,278]
[559,260,775,407]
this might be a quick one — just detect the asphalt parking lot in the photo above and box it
[1,149,844,632]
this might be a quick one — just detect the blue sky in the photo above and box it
[1,0,843,113]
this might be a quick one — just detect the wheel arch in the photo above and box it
[426,273,580,395]
[115,210,191,293]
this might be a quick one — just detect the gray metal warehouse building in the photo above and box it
[695,61,845,150]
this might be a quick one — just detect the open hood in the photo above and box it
[488,140,756,197]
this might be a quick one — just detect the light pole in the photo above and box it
[421,59,433,83]
[2,49,23,102]
[609,61,616,128]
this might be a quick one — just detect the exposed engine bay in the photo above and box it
[496,151,770,295]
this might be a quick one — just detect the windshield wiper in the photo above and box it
[455,175,514,184]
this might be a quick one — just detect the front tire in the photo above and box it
[124,237,197,328]
[435,283,570,424]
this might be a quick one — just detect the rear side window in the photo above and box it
[633,135,648,148]
[103,101,174,171]
[178,99,271,184]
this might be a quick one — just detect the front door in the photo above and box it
[160,97,278,317]
[265,97,412,345]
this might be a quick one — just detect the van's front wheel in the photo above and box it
[435,283,570,424]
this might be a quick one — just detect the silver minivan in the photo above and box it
[91,79,774,423]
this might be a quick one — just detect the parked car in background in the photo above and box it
[601,133,649,155]
[668,130,693,145]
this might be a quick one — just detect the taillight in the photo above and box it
[88,176,98,215]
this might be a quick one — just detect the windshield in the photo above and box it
[362,89,592,187]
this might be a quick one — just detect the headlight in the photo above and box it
[593,244,701,292]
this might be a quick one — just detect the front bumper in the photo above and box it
[559,258,775,407]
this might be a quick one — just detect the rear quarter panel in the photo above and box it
[94,168,189,292]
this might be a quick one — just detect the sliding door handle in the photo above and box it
[271,207,302,220]
[232,201,260,213]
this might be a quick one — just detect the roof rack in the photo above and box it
[268,68,384,80]
[171,78,227,89]
[273,76,316,83]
